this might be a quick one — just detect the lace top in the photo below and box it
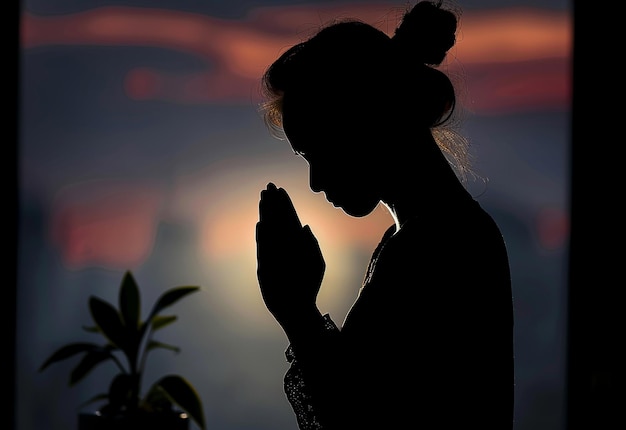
[284,314,339,430]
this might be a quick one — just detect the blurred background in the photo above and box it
[17,0,571,429]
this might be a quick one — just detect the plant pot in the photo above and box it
[78,410,190,430]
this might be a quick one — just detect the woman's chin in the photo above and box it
[335,202,379,218]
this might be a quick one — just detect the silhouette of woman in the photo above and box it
[255,1,514,429]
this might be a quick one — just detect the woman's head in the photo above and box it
[262,1,460,130]
[260,1,471,216]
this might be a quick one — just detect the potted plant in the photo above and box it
[39,271,206,430]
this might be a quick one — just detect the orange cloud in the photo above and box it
[463,57,570,114]
[21,3,571,112]
[454,7,571,63]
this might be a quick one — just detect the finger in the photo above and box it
[259,183,285,224]
[302,224,314,239]
[259,184,279,223]
[276,187,302,228]
[256,222,274,252]
[255,222,263,257]
[256,221,284,257]
[302,224,321,252]
[261,187,301,230]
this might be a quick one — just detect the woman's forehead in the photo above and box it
[283,89,369,126]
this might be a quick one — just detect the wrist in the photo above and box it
[278,306,325,343]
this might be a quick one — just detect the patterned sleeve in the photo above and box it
[283,313,339,430]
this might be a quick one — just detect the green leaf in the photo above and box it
[146,340,180,354]
[148,286,200,320]
[152,375,205,429]
[69,347,116,386]
[119,271,141,330]
[89,296,127,351]
[152,315,177,331]
[39,342,101,372]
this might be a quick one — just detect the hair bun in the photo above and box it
[392,0,458,66]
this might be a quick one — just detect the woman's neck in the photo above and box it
[382,164,472,233]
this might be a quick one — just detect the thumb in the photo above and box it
[302,224,321,246]
[302,224,313,237]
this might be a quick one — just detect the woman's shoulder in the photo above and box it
[384,198,506,260]
[411,197,499,231]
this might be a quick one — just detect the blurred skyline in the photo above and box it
[18,1,571,430]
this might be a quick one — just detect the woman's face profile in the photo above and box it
[282,93,383,218]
